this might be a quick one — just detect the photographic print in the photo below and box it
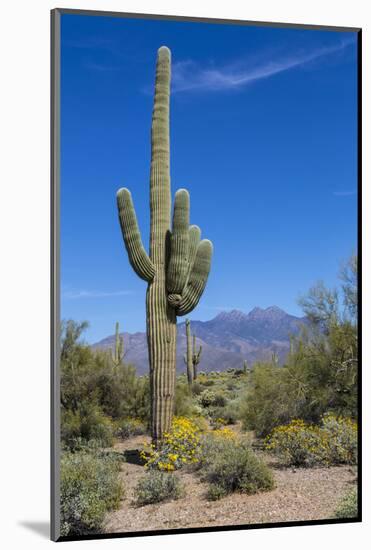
[51,9,361,541]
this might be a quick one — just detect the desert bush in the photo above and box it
[60,449,123,537]
[265,416,357,467]
[60,321,151,449]
[320,414,357,464]
[209,400,240,426]
[233,369,245,377]
[61,403,114,450]
[240,258,358,438]
[198,390,226,408]
[199,436,274,499]
[142,417,201,471]
[191,415,209,432]
[210,416,228,429]
[201,379,215,387]
[115,418,147,439]
[206,484,227,501]
[334,488,358,518]
[191,381,204,395]
[239,363,294,437]
[134,471,184,505]
[174,382,198,417]
[265,419,323,467]
[95,359,150,421]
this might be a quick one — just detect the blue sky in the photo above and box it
[60,14,358,343]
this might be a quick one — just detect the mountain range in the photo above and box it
[92,306,307,374]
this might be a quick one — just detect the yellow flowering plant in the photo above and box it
[212,426,236,440]
[265,415,357,467]
[141,417,201,471]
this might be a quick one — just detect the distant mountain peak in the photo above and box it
[214,309,248,322]
[92,305,306,374]
[248,305,287,319]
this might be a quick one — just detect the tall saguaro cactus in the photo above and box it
[111,321,124,367]
[116,47,213,442]
[184,319,202,386]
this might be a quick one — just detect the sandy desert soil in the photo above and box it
[104,434,357,534]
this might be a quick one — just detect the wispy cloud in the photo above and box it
[63,289,135,300]
[171,38,355,93]
[333,190,357,197]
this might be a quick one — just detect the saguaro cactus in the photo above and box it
[116,47,213,442]
[111,321,124,367]
[243,360,248,375]
[184,319,202,386]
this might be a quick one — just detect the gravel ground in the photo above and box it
[104,435,357,534]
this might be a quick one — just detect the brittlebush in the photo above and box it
[265,415,357,467]
[141,417,201,471]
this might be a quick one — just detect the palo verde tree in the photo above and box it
[184,319,202,387]
[116,47,213,442]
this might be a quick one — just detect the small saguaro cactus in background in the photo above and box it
[111,322,124,367]
[184,319,202,387]
[243,360,248,375]
[116,46,213,443]
[271,350,279,366]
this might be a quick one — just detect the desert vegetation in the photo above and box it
[59,40,358,537]
[59,253,358,536]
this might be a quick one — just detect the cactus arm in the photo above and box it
[194,344,202,365]
[167,189,190,294]
[117,188,155,281]
[176,240,213,316]
[186,225,201,281]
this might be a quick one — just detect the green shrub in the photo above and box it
[209,400,239,426]
[60,449,123,536]
[198,390,226,408]
[199,435,274,498]
[334,488,358,518]
[239,363,295,437]
[206,484,227,501]
[134,471,184,505]
[265,416,357,467]
[115,418,147,439]
[201,379,215,387]
[60,321,151,449]
[95,360,150,421]
[61,404,114,450]
[320,414,357,465]
[265,419,323,467]
[191,381,204,395]
[174,382,198,417]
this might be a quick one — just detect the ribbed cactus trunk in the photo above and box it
[147,47,176,441]
[117,46,213,444]
[184,319,193,387]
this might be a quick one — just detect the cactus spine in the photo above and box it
[111,322,124,367]
[184,319,202,387]
[117,47,213,443]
